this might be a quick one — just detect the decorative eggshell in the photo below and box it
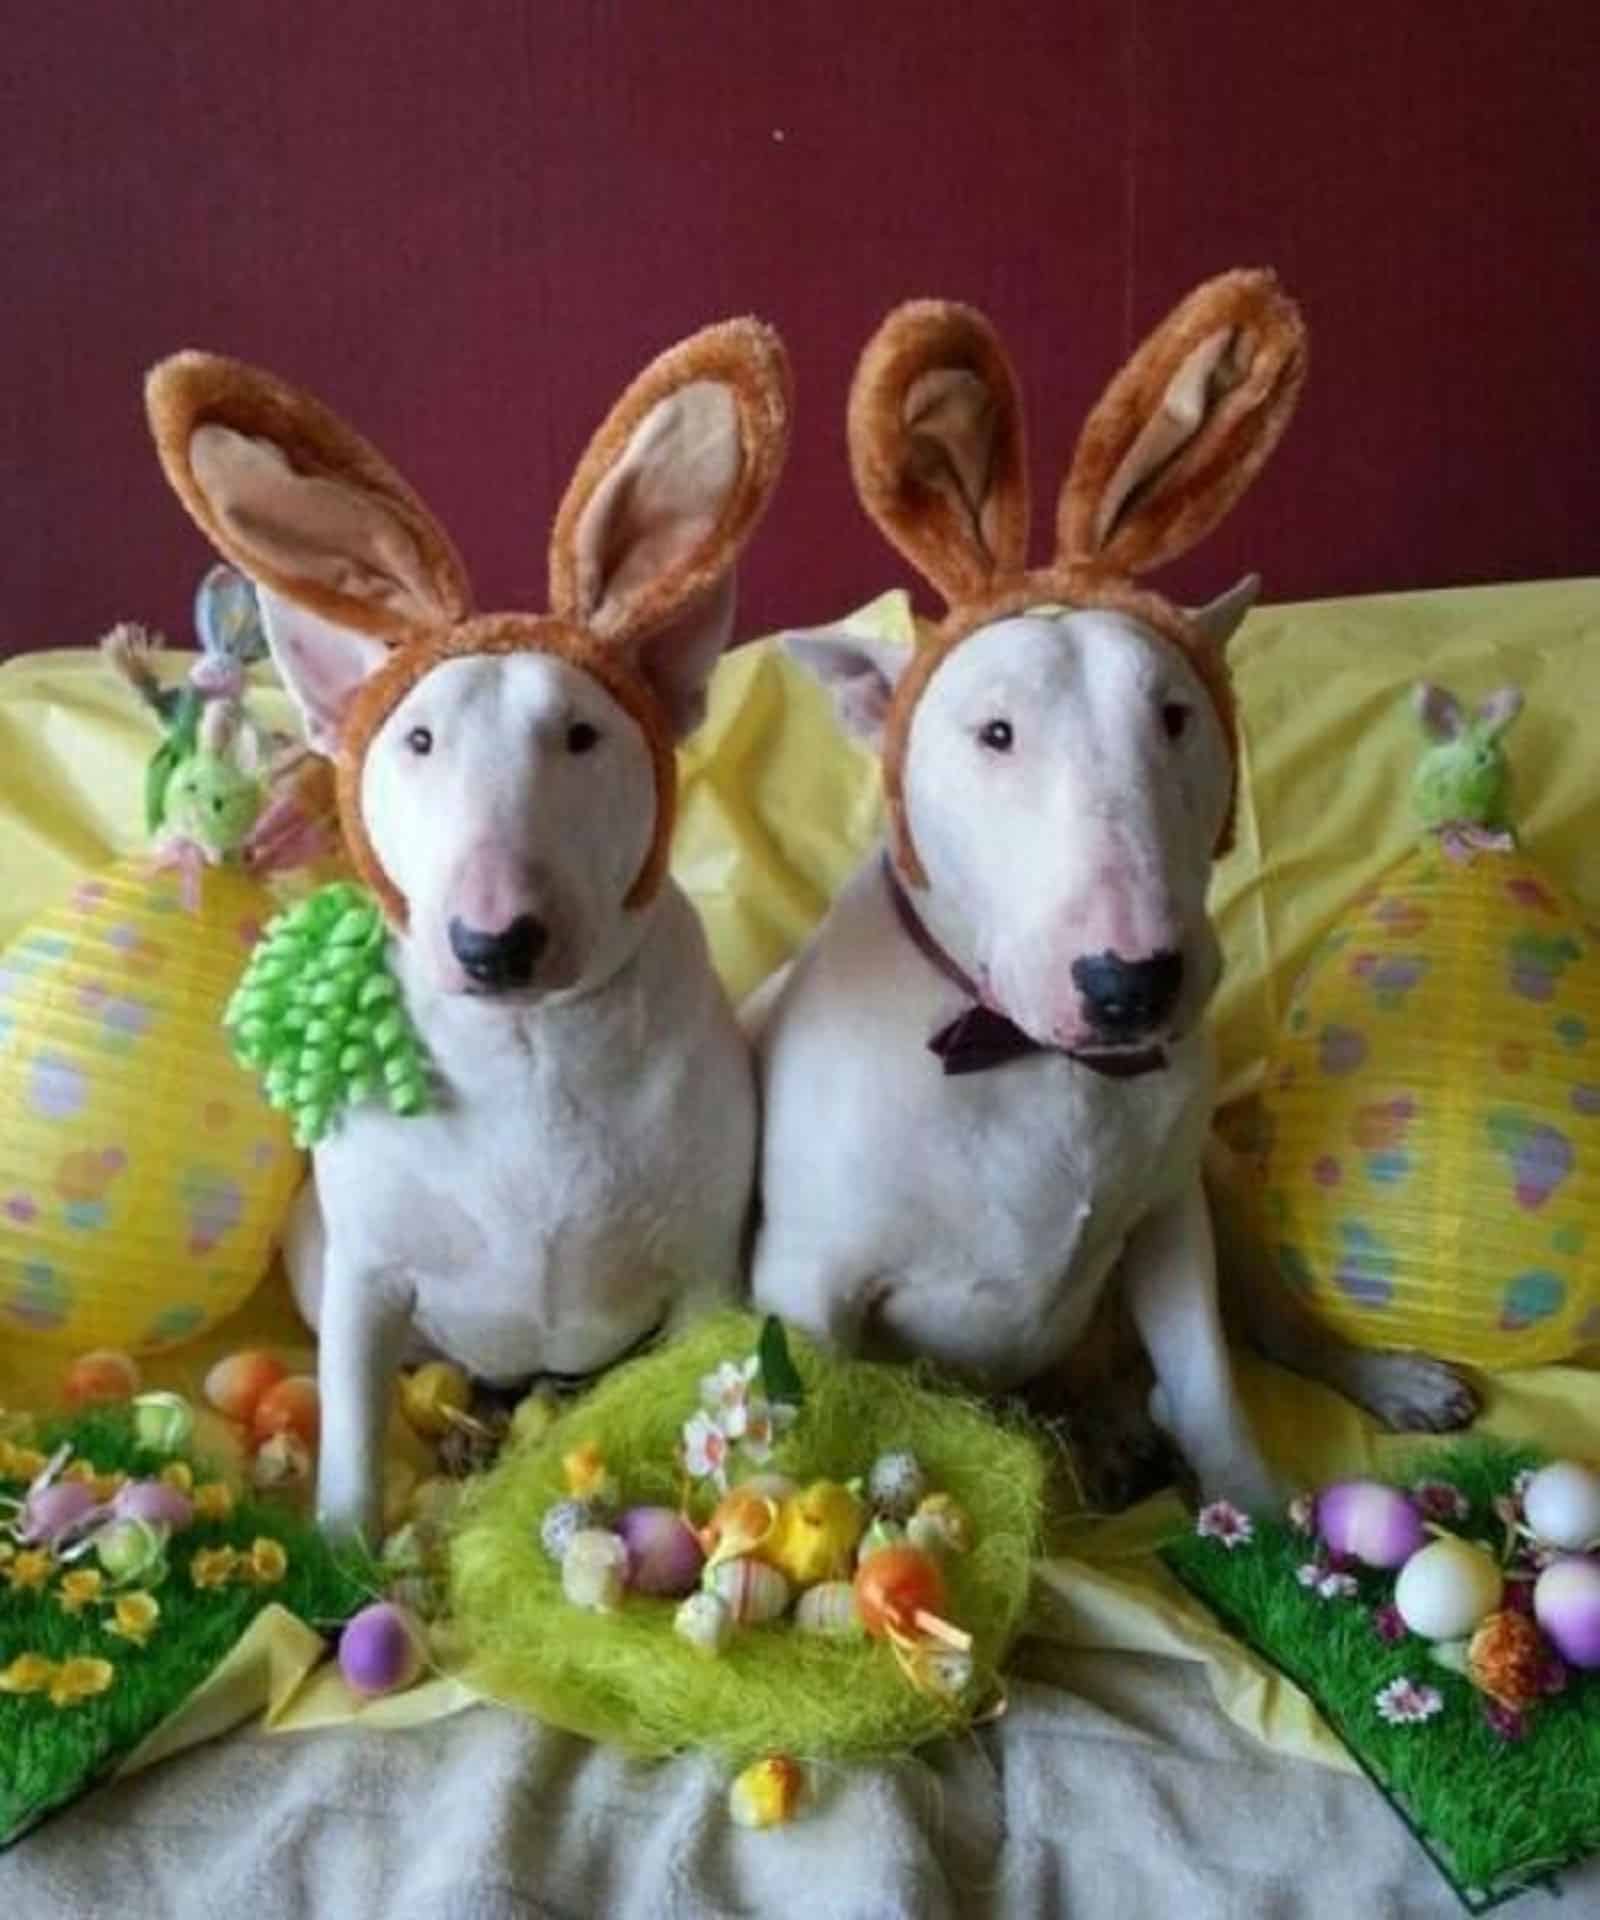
[867,1451,927,1521]
[540,1496,600,1564]
[131,1390,196,1454]
[616,1505,705,1597]
[63,1349,142,1408]
[562,1529,629,1612]
[674,1590,733,1654]
[1522,1462,1600,1551]
[1533,1557,1600,1667]
[1315,1480,1426,1570]
[0,857,302,1354]
[794,1580,863,1638]
[339,1601,427,1697]
[204,1349,288,1423]
[705,1554,791,1624]
[1394,1537,1504,1640]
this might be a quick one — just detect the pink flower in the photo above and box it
[1196,1501,1254,1550]
[1372,1605,1407,1643]
[1375,1677,1444,1726]
[1296,1561,1324,1589]
[1411,1479,1471,1523]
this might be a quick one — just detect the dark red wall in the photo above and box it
[4,1,1597,659]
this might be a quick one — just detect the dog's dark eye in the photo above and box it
[406,725,434,756]
[1160,703,1191,743]
[978,718,1014,752]
[566,721,600,755]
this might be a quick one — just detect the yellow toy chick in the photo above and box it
[759,1480,865,1588]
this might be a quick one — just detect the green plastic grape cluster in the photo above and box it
[226,882,431,1148]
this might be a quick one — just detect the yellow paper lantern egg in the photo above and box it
[1246,684,1600,1367]
[0,854,303,1352]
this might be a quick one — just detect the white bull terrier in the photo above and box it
[146,321,792,1538]
[752,275,1473,1504]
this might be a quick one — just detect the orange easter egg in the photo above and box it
[204,1349,288,1423]
[853,1545,947,1639]
[252,1374,320,1450]
[63,1349,142,1407]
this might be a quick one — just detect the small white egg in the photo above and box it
[1522,1461,1600,1552]
[1394,1537,1503,1641]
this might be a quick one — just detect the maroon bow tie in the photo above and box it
[883,860,1168,1081]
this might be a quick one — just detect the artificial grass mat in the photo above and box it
[1164,1440,1600,1912]
[0,1405,373,1846]
[450,1312,1048,1766]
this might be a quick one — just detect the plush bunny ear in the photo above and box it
[1057,270,1307,579]
[1415,683,1466,741]
[547,318,790,727]
[146,352,472,639]
[847,301,1029,607]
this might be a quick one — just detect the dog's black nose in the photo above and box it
[448,914,548,991]
[1072,949,1184,1037]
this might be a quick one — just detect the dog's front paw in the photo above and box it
[1342,1349,1480,1433]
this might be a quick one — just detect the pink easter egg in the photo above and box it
[615,1505,705,1597]
[1534,1557,1600,1668]
[1315,1479,1426,1569]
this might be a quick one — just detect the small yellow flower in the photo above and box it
[193,1481,236,1523]
[48,1657,115,1708]
[58,1569,105,1616]
[160,1461,195,1494]
[190,1546,239,1590]
[0,1653,57,1694]
[245,1537,287,1585]
[6,1549,55,1592]
[106,1592,161,1646]
[62,1458,95,1484]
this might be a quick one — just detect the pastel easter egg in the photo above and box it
[204,1349,288,1423]
[1533,1557,1600,1667]
[540,1497,602,1564]
[339,1602,427,1697]
[561,1529,629,1613]
[1522,1461,1600,1551]
[794,1580,864,1638]
[705,1555,791,1624]
[253,1375,320,1450]
[1316,1480,1426,1568]
[673,1590,733,1655]
[63,1348,142,1407]
[131,1390,196,1453]
[867,1451,926,1520]
[1394,1537,1503,1641]
[616,1505,705,1597]
[905,1492,975,1558]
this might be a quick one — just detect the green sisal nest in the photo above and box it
[449,1313,1048,1766]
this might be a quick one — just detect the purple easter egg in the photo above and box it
[339,1602,427,1698]
[18,1480,99,1545]
[1315,1479,1426,1570]
[1534,1558,1600,1668]
[114,1479,196,1533]
[616,1505,705,1597]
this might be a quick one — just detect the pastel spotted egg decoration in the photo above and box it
[0,855,302,1352]
[1252,830,1600,1366]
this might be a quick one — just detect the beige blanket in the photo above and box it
[3,1649,1589,1917]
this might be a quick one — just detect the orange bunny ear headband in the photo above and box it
[850,269,1307,884]
[144,321,792,926]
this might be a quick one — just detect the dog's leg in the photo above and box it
[1204,1139,1479,1432]
[1123,1175,1277,1509]
[315,1257,413,1545]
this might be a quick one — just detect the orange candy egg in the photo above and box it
[853,1544,947,1640]
[252,1375,321,1450]
[63,1350,142,1408]
[204,1350,289,1424]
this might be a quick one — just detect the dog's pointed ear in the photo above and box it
[548,318,791,735]
[1057,270,1307,579]
[145,352,472,639]
[1187,573,1260,660]
[848,301,1029,607]
[783,621,914,747]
